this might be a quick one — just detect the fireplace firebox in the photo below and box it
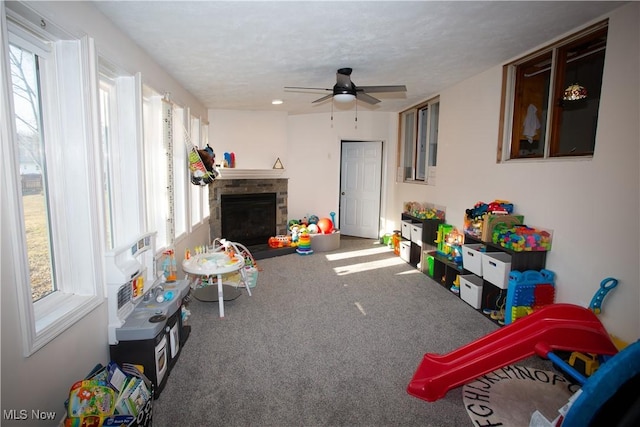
[221,193,276,246]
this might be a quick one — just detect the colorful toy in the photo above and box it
[330,211,336,226]
[589,277,618,315]
[504,269,555,324]
[493,225,552,251]
[450,275,460,294]
[564,277,620,377]
[268,235,291,248]
[407,304,619,402]
[296,233,313,255]
[161,249,177,282]
[464,200,515,239]
[316,217,334,234]
[561,339,640,427]
[403,201,446,220]
[188,143,219,185]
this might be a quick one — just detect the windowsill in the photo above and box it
[29,292,104,356]
[216,168,286,179]
[500,155,594,164]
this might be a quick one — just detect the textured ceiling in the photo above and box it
[91,1,623,115]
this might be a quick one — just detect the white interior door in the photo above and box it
[339,140,382,238]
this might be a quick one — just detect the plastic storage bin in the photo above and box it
[459,274,484,309]
[400,241,411,263]
[481,252,512,289]
[462,244,485,276]
[401,221,412,240]
[410,223,423,246]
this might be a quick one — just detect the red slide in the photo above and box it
[407,304,618,402]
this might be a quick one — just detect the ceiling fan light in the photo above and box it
[334,93,356,103]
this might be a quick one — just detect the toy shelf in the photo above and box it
[464,234,547,271]
[398,213,550,328]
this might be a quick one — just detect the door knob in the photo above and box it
[341,192,345,195]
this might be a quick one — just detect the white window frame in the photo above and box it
[189,114,205,227]
[173,106,188,241]
[399,97,439,185]
[98,61,144,249]
[142,90,169,249]
[3,5,104,356]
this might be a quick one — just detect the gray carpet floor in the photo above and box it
[153,236,549,426]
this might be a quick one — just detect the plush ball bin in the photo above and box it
[309,231,341,252]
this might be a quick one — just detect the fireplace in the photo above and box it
[221,193,276,246]
[209,178,288,248]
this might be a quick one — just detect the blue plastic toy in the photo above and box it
[589,277,618,315]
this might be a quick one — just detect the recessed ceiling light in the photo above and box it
[272,99,283,105]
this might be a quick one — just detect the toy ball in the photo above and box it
[307,223,319,234]
[317,217,334,234]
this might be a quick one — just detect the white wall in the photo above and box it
[208,109,398,228]
[394,3,640,344]
[207,4,639,344]
[1,1,209,421]
[209,110,288,169]
[287,111,397,225]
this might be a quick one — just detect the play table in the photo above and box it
[182,252,246,318]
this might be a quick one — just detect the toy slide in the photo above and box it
[407,304,618,402]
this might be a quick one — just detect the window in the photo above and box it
[173,107,187,240]
[143,90,169,248]
[98,63,143,249]
[99,80,116,250]
[500,22,607,160]
[143,91,201,249]
[3,8,103,355]
[10,40,56,302]
[399,97,439,184]
[187,116,211,227]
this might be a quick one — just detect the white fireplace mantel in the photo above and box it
[216,168,286,180]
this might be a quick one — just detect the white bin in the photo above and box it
[459,274,484,309]
[410,223,423,247]
[400,241,411,263]
[401,221,412,240]
[462,244,484,276]
[481,252,512,289]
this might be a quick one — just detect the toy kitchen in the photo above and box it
[105,232,191,398]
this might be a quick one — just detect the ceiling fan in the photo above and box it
[285,68,407,105]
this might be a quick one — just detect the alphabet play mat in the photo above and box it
[462,365,577,426]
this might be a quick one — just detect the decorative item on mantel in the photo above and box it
[223,152,236,168]
[273,158,284,169]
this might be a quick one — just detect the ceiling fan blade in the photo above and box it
[284,86,332,92]
[357,85,407,93]
[312,94,334,103]
[356,92,381,105]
